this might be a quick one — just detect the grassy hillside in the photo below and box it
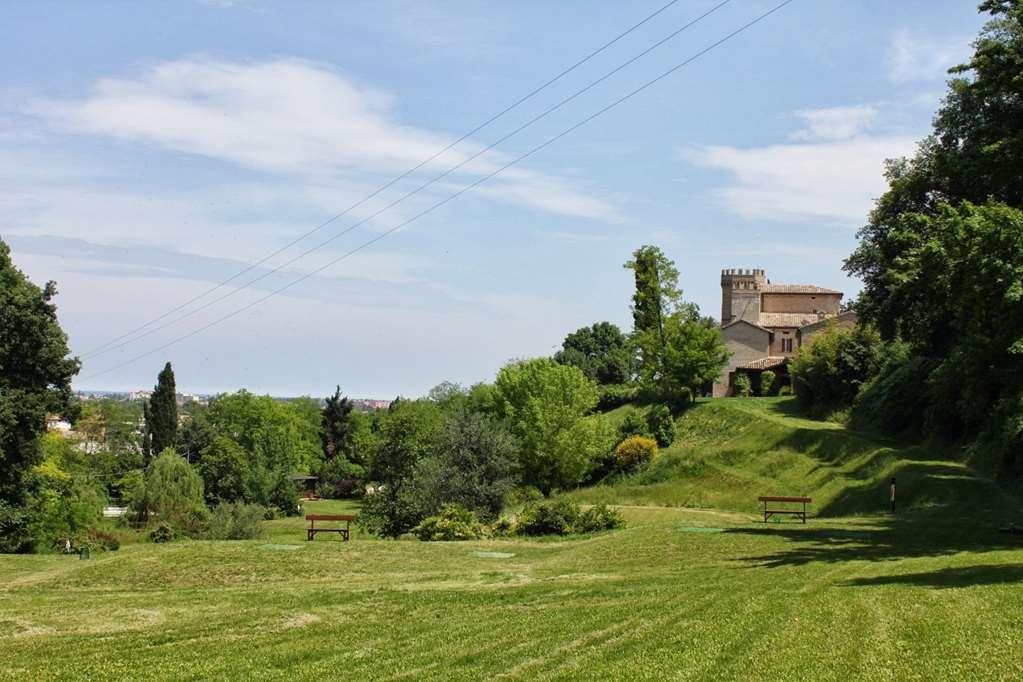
[3,398,1022,680]
[574,397,1017,522]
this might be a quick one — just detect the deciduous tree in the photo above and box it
[0,240,80,552]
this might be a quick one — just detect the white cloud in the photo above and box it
[790,105,878,142]
[887,30,972,84]
[27,57,615,221]
[685,136,916,225]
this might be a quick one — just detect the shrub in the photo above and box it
[733,374,752,398]
[760,370,776,396]
[790,324,886,417]
[617,410,649,441]
[646,405,677,447]
[491,517,514,537]
[316,457,367,499]
[202,502,267,540]
[597,384,639,411]
[75,527,121,552]
[577,504,625,533]
[150,522,174,543]
[507,486,544,506]
[779,385,793,396]
[614,436,659,471]
[514,499,626,536]
[412,504,490,541]
[514,499,580,536]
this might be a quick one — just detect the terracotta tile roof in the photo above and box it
[758,312,824,328]
[737,356,788,370]
[761,283,842,294]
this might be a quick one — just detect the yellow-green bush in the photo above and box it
[614,436,659,470]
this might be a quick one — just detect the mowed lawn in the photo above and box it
[3,500,1023,680]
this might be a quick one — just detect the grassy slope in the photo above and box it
[574,398,1017,521]
[2,399,1023,681]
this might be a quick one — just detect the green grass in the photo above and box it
[2,398,1022,680]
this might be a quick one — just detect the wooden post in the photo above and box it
[890,477,896,513]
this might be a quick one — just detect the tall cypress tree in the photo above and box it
[145,362,178,462]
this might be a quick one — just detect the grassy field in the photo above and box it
[2,399,1022,680]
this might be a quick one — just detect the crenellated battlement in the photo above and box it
[720,268,766,325]
[720,268,766,288]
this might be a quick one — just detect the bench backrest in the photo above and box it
[306,514,356,521]
[758,496,811,503]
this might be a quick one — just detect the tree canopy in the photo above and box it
[844,1,1023,469]
[554,322,632,386]
[0,239,80,552]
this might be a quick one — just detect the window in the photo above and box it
[782,338,793,353]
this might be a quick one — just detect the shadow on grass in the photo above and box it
[841,564,1023,588]
[726,505,1023,571]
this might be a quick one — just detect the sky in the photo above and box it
[1,0,986,398]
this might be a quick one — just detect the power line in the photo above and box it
[79,0,697,359]
[81,0,732,361]
[84,0,795,381]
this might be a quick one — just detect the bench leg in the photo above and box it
[307,529,314,541]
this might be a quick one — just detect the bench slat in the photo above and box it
[758,496,811,503]
[305,514,356,521]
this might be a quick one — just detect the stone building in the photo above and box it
[712,268,857,397]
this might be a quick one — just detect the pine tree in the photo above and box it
[145,362,178,462]
[321,386,354,460]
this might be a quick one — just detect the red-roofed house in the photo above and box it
[713,269,857,396]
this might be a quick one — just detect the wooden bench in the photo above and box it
[758,496,811,523]
[306,514,355,541]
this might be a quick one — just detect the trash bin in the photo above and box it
[78,547,90,560]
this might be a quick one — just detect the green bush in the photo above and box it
[150,522,174,543]
[760,370,776,396]
[733,374,752,398]
[506,486,544,506]
[597,384,639,411]
[412,504,490,541]
[76,527,121,552]
[514,499,580,536]
[202,502,267,540]
[779,385,793,396]
[491,517,514,537]
[577,504,625,533]
[316,457,366,499]
[514,499,626,536]
[646,405,677,447]
[614,436,659,471]
[790,324,886,418]
[617,409,649,441]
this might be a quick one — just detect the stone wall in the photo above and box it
[713,322,770,397]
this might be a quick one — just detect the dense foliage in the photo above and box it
[790,325,887,418]
[0,240,80,552]
[554,322,632,385]
[844,1,1023,469]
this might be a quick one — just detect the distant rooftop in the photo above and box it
[761,283,842,295]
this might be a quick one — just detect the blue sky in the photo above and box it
[2,0,984,397]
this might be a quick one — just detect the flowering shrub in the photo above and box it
[614,436,659,471]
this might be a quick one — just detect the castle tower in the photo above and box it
[720,268,766,325]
